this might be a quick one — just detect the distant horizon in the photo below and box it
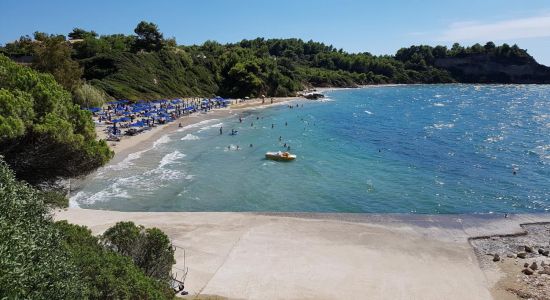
[2,0,550,65]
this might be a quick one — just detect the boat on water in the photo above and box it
[265,151,296,161]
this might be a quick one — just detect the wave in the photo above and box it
[177,119,219,132]
[433,123,455,130]
[96,148,150,176]
[158,150,186,168]
[153,135,171,147]
[181,134,200,141]
[433,102,445,107]
[485,136,504,143]
[198,122,224,132]
[364,110,374,115]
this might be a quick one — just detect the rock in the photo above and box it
[517,252,527,259]
[493,254,500,262]
[530,262,538,270]
[543,250,549,257]
[539,248,545,254]
[524,263,529,268]
[522,268,534,275]
[507,253,516,258]
[538,267,550,275]
[525,245,533,253]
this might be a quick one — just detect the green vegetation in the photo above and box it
[0,54,112,184]
[3,21,548,102]
[73,82,110,108]
[102,221,176,281]
[0,159,175,299]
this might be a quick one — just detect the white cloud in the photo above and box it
[438,15,550,41]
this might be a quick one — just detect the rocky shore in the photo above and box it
[471,222,550,299]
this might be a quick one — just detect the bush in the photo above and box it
[73,83,109,108]
[56,221,174,299]
[102,221,176,282]
[0,159,83,299]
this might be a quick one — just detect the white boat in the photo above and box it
[265,151,296,161]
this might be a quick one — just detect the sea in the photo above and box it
[71,84,550,214]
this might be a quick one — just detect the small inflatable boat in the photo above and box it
[265,151,296,161]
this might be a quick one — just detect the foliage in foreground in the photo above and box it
[56,221,174,299]
[0,160,174,299]
[0,54,112,184]
[0,159,81,299]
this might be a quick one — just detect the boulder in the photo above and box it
[524,263,529,268]
[530,262,538,270]
[493,254,500,262]
[517,252,527,259]
[522,268,534,275]
[525,245,533,253]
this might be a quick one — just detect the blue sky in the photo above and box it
[2,0,550,65]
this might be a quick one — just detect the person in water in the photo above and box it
[287,146,291,151]
[251,122,253,127]
[272,124,274,129]
[239,117,242,123]
[219,127,223,135]
[285,121,288,126]
[249,144,253,147]
[178,122,183,128]
[279,136,282,141]
[236,145,240,150]
[283,143,287,147]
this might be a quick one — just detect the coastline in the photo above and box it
[55,208,550,299]
[100,96,301,160]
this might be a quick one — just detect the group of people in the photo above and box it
[222,103,306,152]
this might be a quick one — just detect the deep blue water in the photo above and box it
[71,85,550,213]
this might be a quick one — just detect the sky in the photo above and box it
[2,0,550,65]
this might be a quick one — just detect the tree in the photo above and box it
[32,35,83,91]
[0,54,112,184]
[102,221,176,281]
[56,221,173,299]
[0,159,83,299]
[484,41,496,51]
[68,28,98,40]
[132,21,165,52]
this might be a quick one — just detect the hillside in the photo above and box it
[2,24,550,101]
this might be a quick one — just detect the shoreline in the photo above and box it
[100,96,303,161]
[55,208,550,299]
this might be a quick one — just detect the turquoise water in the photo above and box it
[72,85,550,213]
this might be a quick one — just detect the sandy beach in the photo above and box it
[54,209,550,299]
[97,96,300,157]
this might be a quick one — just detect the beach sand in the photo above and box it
[97,97,299,157]
[55,209,550,299]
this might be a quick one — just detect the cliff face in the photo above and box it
[434,54,550,84]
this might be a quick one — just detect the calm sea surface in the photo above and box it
[71,85,550,213]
